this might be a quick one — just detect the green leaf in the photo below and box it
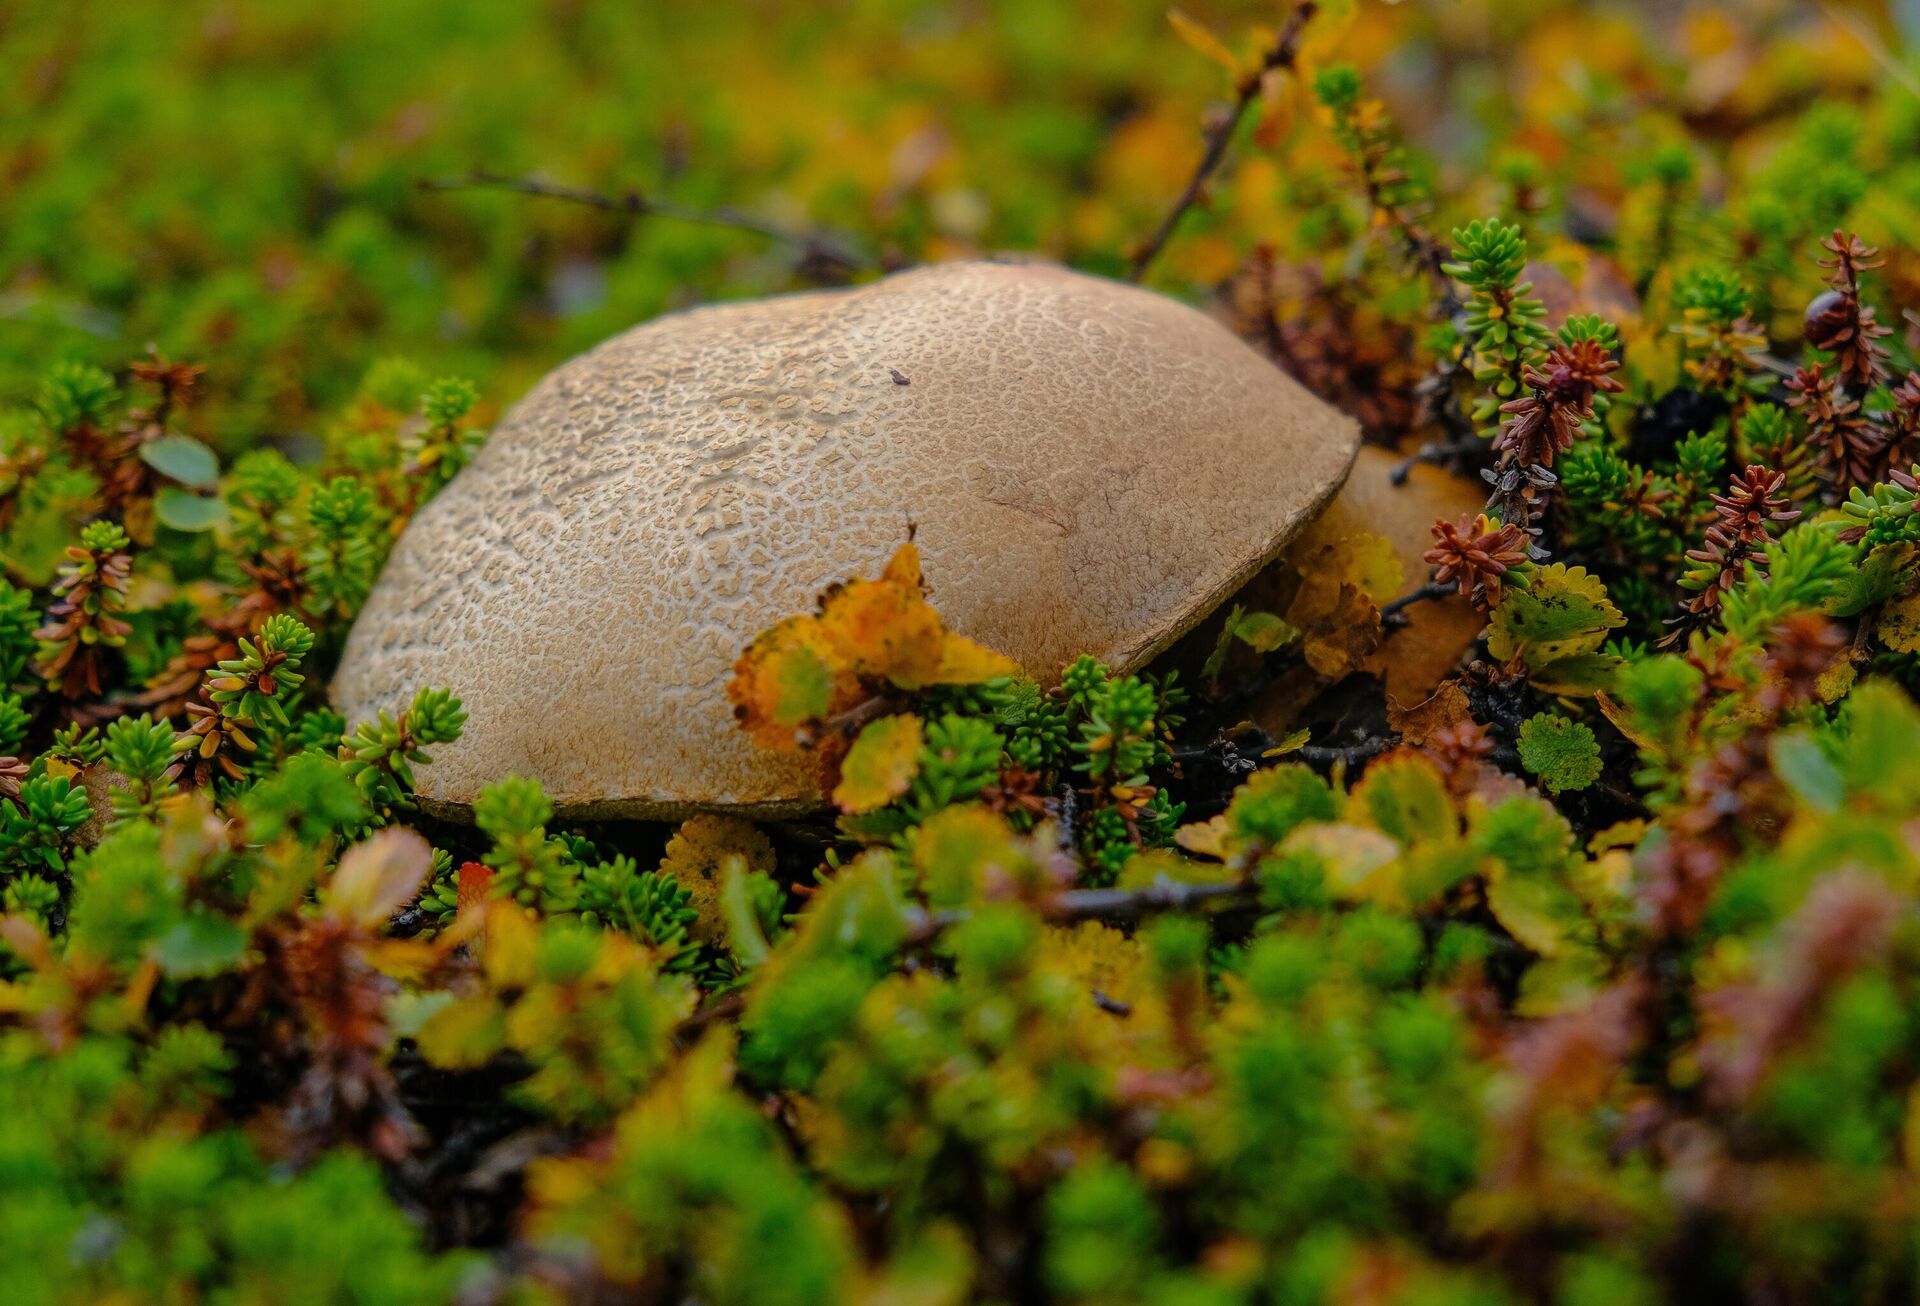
[1770,732,1844,814]
[155,487,228,533]
[722,854,773,968]
[152,912,248,978]
[1516,714,1603,794]
[1349,754,1455,845]
[140,434,220,488]
[1488,564,1624,696]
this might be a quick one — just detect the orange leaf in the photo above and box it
[457,861,495,915]
[728,616,846,750]
[935,632,1020,685]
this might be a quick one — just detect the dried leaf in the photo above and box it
[327,827,434,929]
[1388,679,1474,746]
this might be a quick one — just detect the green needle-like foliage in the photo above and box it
[206,613,313,730]
[338,686,468,811]
[474,775,579,913]
[1445,218,1550,429]
[104,713,180,827]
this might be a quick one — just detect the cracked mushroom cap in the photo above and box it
[333,261,1359,818]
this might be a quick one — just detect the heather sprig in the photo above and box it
[104,713,180,827]
[34,519,133,699]
[337,686,467,812]
[1444,218,1550,431]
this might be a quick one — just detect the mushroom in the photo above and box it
[333,261,1358,818]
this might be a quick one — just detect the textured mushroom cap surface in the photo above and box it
[333,261,1358,817]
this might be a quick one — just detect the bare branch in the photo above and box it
[416,169,873,281]
[1127,2,1317,284]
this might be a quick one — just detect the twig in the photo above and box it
[673,991,745,1046]
[1818,0,1920,100]
[1380,580,1454,628]
[906,876,1258,945]
[1390,430,1483,485]
[1127,2,1316,283]
[1292,738,1395,767]
[1169,739,1259,775]
[416,169,872,279]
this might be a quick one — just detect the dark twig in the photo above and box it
[1379,580,1454,629]
[1169,739,1259,776]
[673,991,746,1046]
[1127,2,1317,283]
[1390,430,1483,485]
[905,877,1258,945]
[416,169,872,279]
[1292,738,1395,767]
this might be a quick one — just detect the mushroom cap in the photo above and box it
[333,261,1358,818]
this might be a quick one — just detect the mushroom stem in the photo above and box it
[1127,1,1318,284]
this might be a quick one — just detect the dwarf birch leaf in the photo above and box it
[834,713,925,814]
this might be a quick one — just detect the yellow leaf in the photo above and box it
[821,574,948,687]
[1881,589,1920,652]
[364,938,438,984]
[833,713,925,814]
[1167,8,1241,78]
[416,995,507,1069]
[935,632,1020,684]
[1348,753,1455,845]
[482,900,539,989]
[1487,867,1583,958]
[1326,531,1403,604]
[659,815,777,944]
[44,757,79,783]
[1174,813,1232,860]
[733,544,1023,746]
[911,804,1019,908]
[880,540,924,590]
[1487,564,1624,697]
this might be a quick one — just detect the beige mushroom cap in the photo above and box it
[332,261,1358,818]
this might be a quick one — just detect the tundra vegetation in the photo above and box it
[8,2,1920,1302]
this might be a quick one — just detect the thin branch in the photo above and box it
[1127,2,1317,283]
[416,169,873,279]
[1818,0,1920,100]
[906,876,1259,945]
[1292,738,1395,767]
[1380,580,1454,628]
